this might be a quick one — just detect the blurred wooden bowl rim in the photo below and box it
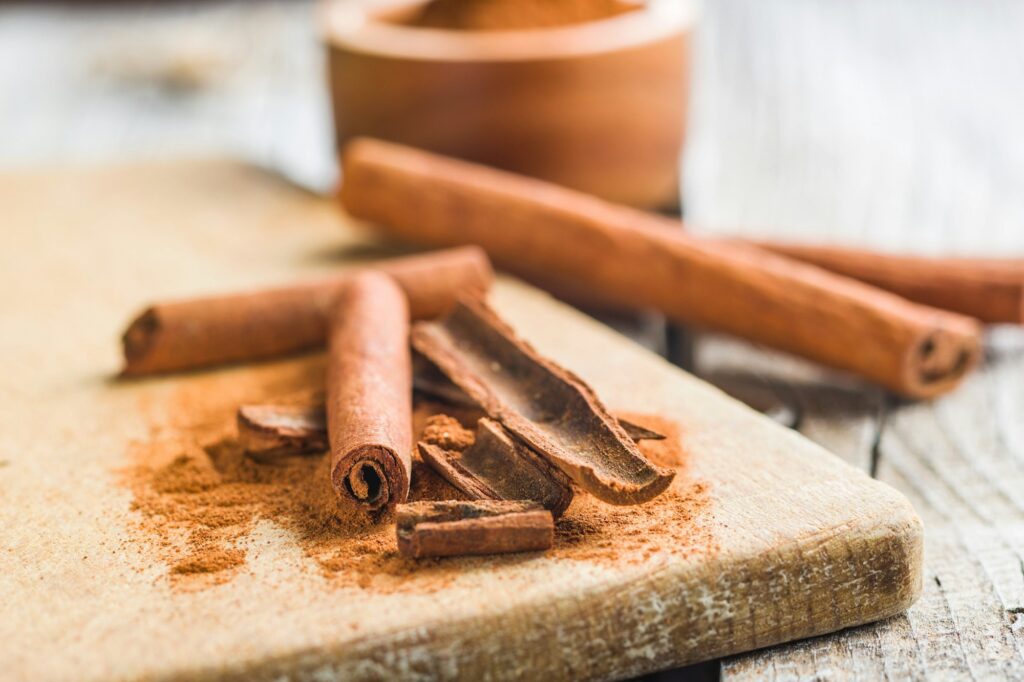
[321,0,694,209]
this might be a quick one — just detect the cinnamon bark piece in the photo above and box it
[418,416,575,517]
[415,355,667,441]
[411,296,675,505]
[237,405,326,461]
[235,402,664,462]
[121,246,492,376]
[340,138,982,399]
[412,353,478,407]
[749,240,1024,325]
[396,500,553,559]
[327,272,412,513]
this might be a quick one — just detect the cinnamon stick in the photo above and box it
[396,500,554,558]
[749,241,1024,325]
[412,296,675,505]
[418,415,575,517]
[340,138,983,398]
[236,401,664,462]
[121,246,492,375]
[327,272,412,512]
[237,404,326,461]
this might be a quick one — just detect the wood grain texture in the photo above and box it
[6,1,1023,677]
[0,161,920,681]
[686,3,1024,677]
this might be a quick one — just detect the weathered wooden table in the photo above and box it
[3,1,1022,679]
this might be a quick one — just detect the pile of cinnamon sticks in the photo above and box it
[120,137,1022,556]
[339,138,1024,399]
[122,247,673,558]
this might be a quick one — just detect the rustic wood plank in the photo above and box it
[0,160,923,681]
[688,0,1024,677]
[5,1,1024,679]
[724,356,1024,681]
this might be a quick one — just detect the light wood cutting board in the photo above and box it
[0,160,921,681]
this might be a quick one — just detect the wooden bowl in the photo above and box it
[321,0,693,210]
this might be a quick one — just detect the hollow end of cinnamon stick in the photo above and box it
[120,307,161,376]
[903,323,983,399]
[332,445,409,512]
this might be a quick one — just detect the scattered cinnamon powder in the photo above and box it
[402,0,640,31]
[421,414,475,451]
[124,356,713,592]
[615,412,686,468]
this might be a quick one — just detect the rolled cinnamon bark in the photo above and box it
[121,246,492,375]
[749,241,1024,325]
[341,138,982,399]
[327,272,412,513]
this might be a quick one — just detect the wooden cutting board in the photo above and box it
[0,160,921,681]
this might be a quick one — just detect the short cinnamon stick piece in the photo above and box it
[750,241,1024,325]
[327,272,412,512]
[121,246,492,375]
[341,138,982,398]
[418,415,575,517]
[412,296,675,505]
[396,500,554,559]
[237,405,327,461]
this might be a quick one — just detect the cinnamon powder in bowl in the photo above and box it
[403,0,640,31]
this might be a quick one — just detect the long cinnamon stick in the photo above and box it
[340,138,983,398]
[327,272,412,512]
[749,241,1024,325]
[412,296,675,505]
[396,500,554,559]
[121,246,492,375]
[418,415,575,517]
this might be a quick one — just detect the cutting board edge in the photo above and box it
[154,493,923,682]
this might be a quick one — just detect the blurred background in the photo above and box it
[4,0,1022,254]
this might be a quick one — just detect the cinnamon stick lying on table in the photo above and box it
[412,296,675,505]
[236,402,663,462]
[396,500,554,559]
[327,272,412,513]
[340,138,983,399]
[120,246,492,375]
[418,415,575,517]
[749,241,1024,325]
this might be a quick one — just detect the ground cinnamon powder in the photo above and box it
[124,357,713,591]
[404,0,640,31]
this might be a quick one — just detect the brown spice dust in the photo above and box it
[402,0,640,31]
[124,356,713,592]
